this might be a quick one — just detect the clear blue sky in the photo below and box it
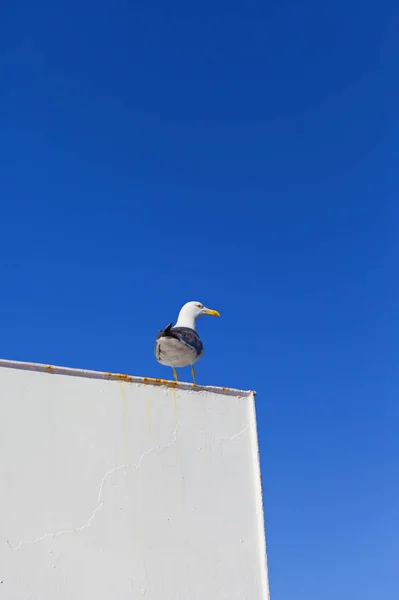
[1,0,398,597]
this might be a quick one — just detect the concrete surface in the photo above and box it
[0,360,269,599]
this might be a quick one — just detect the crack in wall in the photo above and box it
[197,425,250,444]
[7,464,128,552]
[225,425,250,442]
[134,425,178,471]
[7,425,178,552]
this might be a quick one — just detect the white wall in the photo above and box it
[0,360,269,600]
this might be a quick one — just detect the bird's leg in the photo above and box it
[172,367,178,382]
[191,365,197,385]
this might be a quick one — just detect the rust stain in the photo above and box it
[172,386,178,437]
[104,372,134,382]
[146,400,152,433]
[117,373,134,382]
[118,383,131,462]
[3,359,254,396]
[143,377,178,387]
[142,384,152,434]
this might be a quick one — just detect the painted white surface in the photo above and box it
[0,361,269,600]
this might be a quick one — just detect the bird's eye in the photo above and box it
[197,304,203,308]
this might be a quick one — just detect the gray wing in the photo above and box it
[166,326,204,357]
[155,324,203,359]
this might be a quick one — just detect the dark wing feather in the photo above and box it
[155,322,173,359]
[155,324,203,358]
[156,322,174,340]
[166,326,203,357]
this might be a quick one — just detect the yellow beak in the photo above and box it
[204,308,220,317]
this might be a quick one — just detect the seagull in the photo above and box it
[154,301,220,384]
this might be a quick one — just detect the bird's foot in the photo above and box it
[191,365,197,386]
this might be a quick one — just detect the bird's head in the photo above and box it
[184,301,220,319]
[176,301,220,328]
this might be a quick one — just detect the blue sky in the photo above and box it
[1,0,398,597]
